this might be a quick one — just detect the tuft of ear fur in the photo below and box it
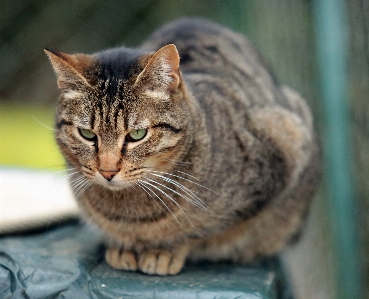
[133,44,181,100]
[44,49,97,91]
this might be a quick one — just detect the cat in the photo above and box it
[45,18,320,276]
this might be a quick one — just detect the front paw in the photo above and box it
[105,248,137,271]
[138,249,186,275]
[105,245,189,275]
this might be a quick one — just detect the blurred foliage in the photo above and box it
[0,103,63,169]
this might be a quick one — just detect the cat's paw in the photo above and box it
[138,249,186,275]
[105,248,137,271]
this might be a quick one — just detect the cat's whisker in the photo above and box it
[140,178,194,227]
[42,167,77,179]
[75,181,92,198]
[138,181,181,225]
[39,164,69,172]
[148,169,201,183]
[73,178,90,197]
[63,171,84,181]
[164,158,192,167]
[69,174,85,185]
[55,167,88,182]
[146,169,216,194]
[70,181,84,192]
[139,179,192,227]
[128,181,142,194]
[70,176,88,193]
[71,182,86,196]
[74,182,88,198]
[174,170,200,181]
[32,116,55,131]
[145,176,209,214]
[137,182,165,212]
[149,173,203,199]
[67,171,83,178]
[130,183,138,192]
[146,173,211,212]
[52,167,76,175]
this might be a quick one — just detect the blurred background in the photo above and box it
[0,0,368,298]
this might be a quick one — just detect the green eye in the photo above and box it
[128,129,147,141]
[79,128,96,141]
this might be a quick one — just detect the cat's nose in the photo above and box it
[99,169,120,181]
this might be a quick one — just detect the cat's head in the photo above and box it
[46,44,193,191]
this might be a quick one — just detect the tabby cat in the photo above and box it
[45,19,320,275]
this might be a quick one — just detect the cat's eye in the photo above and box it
[127,129,147,142]
[78,128,97,141]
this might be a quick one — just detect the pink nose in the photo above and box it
[99,169,120,181]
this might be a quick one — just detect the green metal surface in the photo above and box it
[312,0,363,298]
[0,223,284,299]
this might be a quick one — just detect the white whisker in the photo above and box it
[139,179,194,227]
[71,177,88,193]
[146,169,216,194]
[174,170,200,181]
[138,181,181,225]
[131,184,139,192]
[165,158,192,167]
[74,178,89,196]
[75,181,92,198]
[64,171,84,181]
[145,174,211,212]
[42,167,77,180]
[70,175,86,187]
[51,167,77,176]
[32,116,55,131]
[137,182,164,212]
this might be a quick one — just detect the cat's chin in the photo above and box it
[95,180,132,191]
[104,185,127,191]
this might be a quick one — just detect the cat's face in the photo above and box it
[46,45,192,191]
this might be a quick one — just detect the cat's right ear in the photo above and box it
[44,49,96,91]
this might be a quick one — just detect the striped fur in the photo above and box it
[46,19,320,275]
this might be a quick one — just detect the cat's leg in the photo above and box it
[105,248,137,271]
[188,164,317,263]
[138,244,190,275]
[188,199,303,263]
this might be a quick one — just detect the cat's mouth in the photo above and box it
[95,171,135,191]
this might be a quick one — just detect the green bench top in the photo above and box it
[0,223,290,299]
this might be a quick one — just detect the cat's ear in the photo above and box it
[44,49,96,91]
[133,44,181,98]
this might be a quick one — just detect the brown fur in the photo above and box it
[46,19,320,275]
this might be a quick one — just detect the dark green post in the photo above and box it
[312,0,363,298]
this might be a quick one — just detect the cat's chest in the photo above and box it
[80,196,190,246]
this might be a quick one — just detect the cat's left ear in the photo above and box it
[133,44,181,98]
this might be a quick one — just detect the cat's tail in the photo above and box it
[281,86,314,131]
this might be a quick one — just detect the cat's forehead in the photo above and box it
[66,96,155,132]
[95,48,148,85]
[87,50,151,105]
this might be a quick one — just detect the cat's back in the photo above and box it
[141,18,293,111]
[141,19,270,77]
